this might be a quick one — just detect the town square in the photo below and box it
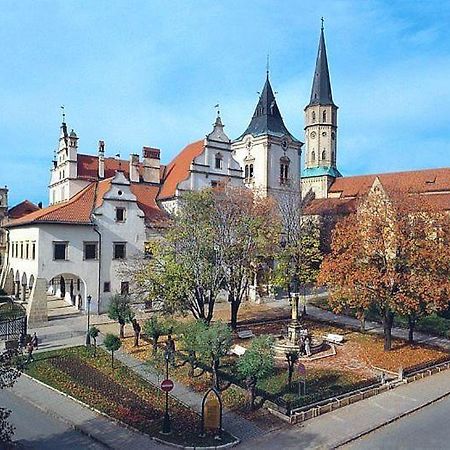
[1,1,450,449]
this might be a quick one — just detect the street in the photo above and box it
[0,388,104,449]
[344,395,450,450]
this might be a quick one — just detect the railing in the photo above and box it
[0,316,27,341]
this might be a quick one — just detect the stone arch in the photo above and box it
[48,273,87,310]
[29,275,35,290]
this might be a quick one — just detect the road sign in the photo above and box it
[298,363,306,376]
[161,379,174,392]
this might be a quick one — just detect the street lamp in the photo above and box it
[85,295,92,346]
[162,349,172,434]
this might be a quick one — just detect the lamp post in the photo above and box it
[161,349,172,434]
[280,235,291,300]
[85,295,92,346]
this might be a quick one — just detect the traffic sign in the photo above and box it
[161,379,174,392]
[298,363,306,376]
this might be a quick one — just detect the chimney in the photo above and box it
[98,140,105,179]
[142,147,160,183]
[129,154,140,183]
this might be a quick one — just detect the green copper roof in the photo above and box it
[302,166,342,178]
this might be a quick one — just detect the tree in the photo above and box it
[143,316,170,355]
[196,321,232,389]
[107,294,134,339]
[89,326,100,356]
[131,190,224,324]
[319,181,450,350]
[237,335,274,409]
[211,187,278,329]
[275,192,322,303]
[103,334,122,369]
[179,320,208,377]
[285,350,299,391]
[0,349,21,444]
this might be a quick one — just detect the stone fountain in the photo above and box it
[273,295,325,358]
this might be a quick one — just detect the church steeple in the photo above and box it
[237,73,296,141]
[308,21,334,107]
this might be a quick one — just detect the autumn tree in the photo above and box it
[211,187,279,329]
[104,334,122,369]
[143,316,171,355]
[237,335,274,409]
[178,320,208,377]
[319,181,450,350]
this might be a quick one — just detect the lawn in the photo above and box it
[122,316,449,414]
[24,346,236,447]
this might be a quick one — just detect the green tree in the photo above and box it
[107,294,134,339]
[132,190,224,324]
[196,321,232,389]
[179,320,208,377]
[89,326,100,355]
[103,333,122,369]
[143,316,170,355]
[237,335,275,409]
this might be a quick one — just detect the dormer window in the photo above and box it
[215,153,223,169]
[115,207,126,222]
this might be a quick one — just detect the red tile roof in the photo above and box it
[130,183,168,225]
[304,197,357,215]
[158,140,205,200]
[8,200,40,220]
[329,168,450,198]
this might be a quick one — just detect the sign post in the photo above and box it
[161,350,174,434]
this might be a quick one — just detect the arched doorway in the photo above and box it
[49,274,87,310]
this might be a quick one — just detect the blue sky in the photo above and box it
[1,0,450,206]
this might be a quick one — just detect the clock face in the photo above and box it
[281,139,288,150]
[310,131,316,139]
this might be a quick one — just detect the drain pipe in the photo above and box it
[93,225,102,315]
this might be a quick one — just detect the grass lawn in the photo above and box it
[122,315,449,415]
[24,346,236,447]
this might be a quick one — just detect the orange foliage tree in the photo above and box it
[319,180,450,350]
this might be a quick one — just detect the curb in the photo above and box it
[334,389,450,448]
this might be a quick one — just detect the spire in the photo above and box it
[238,74,297,141]
[207,107,229,143]
[59,105,68,140]
[308,22,334,107]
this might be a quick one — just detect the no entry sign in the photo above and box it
[161,379,174,392]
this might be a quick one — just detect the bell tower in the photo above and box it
[302,22,341,199]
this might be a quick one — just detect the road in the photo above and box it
[344,395,450,450]
[0,388,104,449]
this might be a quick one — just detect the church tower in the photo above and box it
[232,72,302,198]
[301,24,341,199]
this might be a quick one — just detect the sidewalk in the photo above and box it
[243,368,450,449]
[9,374,170,449]
[114,349,265,443]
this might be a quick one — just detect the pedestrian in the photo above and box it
[26,341,34,363]
[166,334,176,366]
[304,336,311,357]
[18,332,25,349]
[132,319,141,347]
[31,332,38,349]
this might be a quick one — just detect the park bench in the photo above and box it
[237,329,254,339]
[323,333,344,345]
[230,344,247,356]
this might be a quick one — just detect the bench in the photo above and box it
[237,330,254,339]
[323,333,344,344]
[230,344,247,356]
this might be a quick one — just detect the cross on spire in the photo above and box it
[321,17,324,31]
[61,105,66,123]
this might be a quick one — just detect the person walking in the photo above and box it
[31,332,39,349]
[132,319,141,347]
[26,341,34,363]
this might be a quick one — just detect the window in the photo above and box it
[121,281,129,296]
[322,110,327,122]
[311,151,316,162]
[249,164,254,178]
[113,242,126,259]
[322,150,326,161]
[53,242,68,260]
[244,164,254,181]
[312,111,316,123]
[20,242,24,259]
[25,242,29,259]
[15,242,18,258]
[32,242,36,260]
[280,157,290,185]
[115,207,126,222]
[103,282,111,293]
[84,242,98,260]
[215,153,223,169]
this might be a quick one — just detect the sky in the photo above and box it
[1,0,450,206]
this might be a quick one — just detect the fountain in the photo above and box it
[273,295,325,358]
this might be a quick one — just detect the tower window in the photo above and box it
[322,150,326,161]
[280,157,290,185]
[323,110,327,122]
[245,164,254,181]
[311,151,316,162]
[249,164,254,178]
[312,111,316,123]
[215,153,223,169]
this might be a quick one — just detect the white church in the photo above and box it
[2,25,450,325]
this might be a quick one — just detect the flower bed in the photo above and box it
[25,347,236,447]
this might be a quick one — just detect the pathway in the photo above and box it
[114,349,265,443]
